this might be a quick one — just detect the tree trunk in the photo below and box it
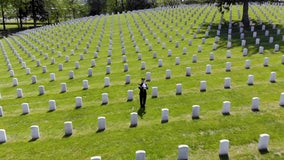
[1,4,6,31]
[121,0,124,11]
[32,0,37,27]
[19,9,23,29]
[242,0,249,28]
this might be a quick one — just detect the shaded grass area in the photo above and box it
[0,4,284,160]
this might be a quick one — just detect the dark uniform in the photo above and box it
[138,78,148,109]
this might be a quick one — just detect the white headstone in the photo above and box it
[178,145,189,160]
[75,61,80,69]
[241,40,246,47]
[258,134,270,151]
[162,42,165,49]
[138,54,142,60]
[146,72,151,82]
[88,68,93,77]
[39,85,45,95]
[104,77,110,87]
[102,93,108,105]
[253,31,257,38]
[224,77,231,89]
[198,45,202,52]
[130,112,138,127]
[13,78,18,86]
[269,37,274,43]
[251,97,260,111]
[175,57,180,65]
[153,52,157,58]
[185,67,191,77]
[125,74,131,84]
[17,88,23,98]
[227,41,232,48]
[0,129,7,143]
[31,125,40,139]
[127,90,134,101]
[42,66,47,73]
[83,80,89,90]
[0,106,3,117]
[166,69,171,79]
[243,48,248,56]
[31,75,37,84]
[50,73,56,81]
[200,81,206,92]
[168,49,172,57]
[90,156,101,160]
[274,44,279,52]
[50,58,55,65]
[222,101,230,115]
[206,64,212,74]
[248,75,254,85]
[175,41,179,48]
[26,68,31,75]
[64,121,73,136]
[219,139,229,155]
[226,50,231,58]
[192,105,200,119]
[98,117,106,131]
[22,103,30,114]
[158,59,163,67]
[136,150,146,160]
[279,92,284,106]
[61,83,67,93]
[152,87,158,98]
[263,57,269,67]
[259,46,264,54]
[161,108,169,123]
[176,83,182,95]
[192,54,197,63]
[183,47,187,55]
[75,96,82,108]
[255,38,260,45]
[245,60,250,69]
[58,64,63,71]
[141,62,146,70]
[49,100,56,111]
[69,70,74,79]
[270,72,276,83]
[209,52,214,61]
[225,62,231,72]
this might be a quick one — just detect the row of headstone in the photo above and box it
[88,134,270,160]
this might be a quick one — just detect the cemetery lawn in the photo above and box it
[0,3,284,160]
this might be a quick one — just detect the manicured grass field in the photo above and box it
[0,3,284,160]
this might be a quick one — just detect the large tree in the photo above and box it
[28,0,48,27]
[216,0,276,28]
[87,0,107,15]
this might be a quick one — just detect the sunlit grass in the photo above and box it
[0,3,284,160]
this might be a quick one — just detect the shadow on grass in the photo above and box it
[28,138,38,142]
[137,107,146,119]
[201,20,283,56]
[259,149,269,154]
[62,133,72,138]
[219,154,229,160]
[96,128,105,133]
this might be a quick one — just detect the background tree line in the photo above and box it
[0,0,279,32]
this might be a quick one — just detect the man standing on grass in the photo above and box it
[138,78,148,110]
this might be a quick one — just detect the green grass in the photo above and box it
[0,3,284,160]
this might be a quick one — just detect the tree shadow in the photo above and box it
[201,19,283,56]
